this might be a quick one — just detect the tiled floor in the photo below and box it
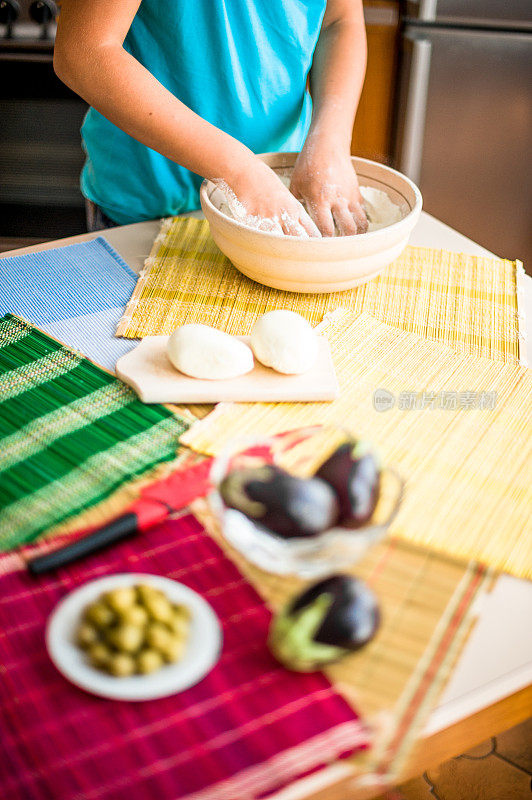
[379,718,532,800]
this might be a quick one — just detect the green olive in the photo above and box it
[172,603,191,621]
[120,604,149,627]
[80,584,191,676]
[136,648,164,674]
[107,623,145,653]
[145,622,173,651]
[76,622,100,649]
[144,594,173,624]
[88,642,112,668]
[167,610,190,638]
[104,586,137,613]
[136,584,163,603]
[108,652,136,677]
[84,601,115,628]
[160,635,187,663]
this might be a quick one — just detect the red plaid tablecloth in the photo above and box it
[0,514,368,800]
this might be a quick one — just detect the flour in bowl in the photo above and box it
[214,173,404,237]
[213,179,311,239]
[358,186,404,231]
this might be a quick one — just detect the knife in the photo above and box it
[27,457,212,575]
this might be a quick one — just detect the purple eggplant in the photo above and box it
[219,465,339,539]
[315,440,380,528]
[268,574,380,671]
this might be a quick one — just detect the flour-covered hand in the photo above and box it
[290,145,368,237]
[220,157,321,238]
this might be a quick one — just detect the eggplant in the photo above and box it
[219,465,339,538]
[268,574,380,671]
[315,440,380,528]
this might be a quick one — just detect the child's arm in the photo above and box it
[290,0,368,235]
[54,0,318,236]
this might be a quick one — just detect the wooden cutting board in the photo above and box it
[116,335,339,403]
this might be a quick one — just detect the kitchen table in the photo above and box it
[2,211,531,799]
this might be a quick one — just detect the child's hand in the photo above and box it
[226,158,321,238]
[290,144,368,237]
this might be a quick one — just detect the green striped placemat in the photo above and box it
[0,315,189,551]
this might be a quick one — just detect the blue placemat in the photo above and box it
[0,237,138,371]
[43,307,137,372]
[0,237,137,322]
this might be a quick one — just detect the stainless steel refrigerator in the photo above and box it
[394,1,532,271]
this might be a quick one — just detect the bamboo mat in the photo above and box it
[183,311,532,579]
[116,217,522,364]
[0,315,189,551]
[193,500,489,782]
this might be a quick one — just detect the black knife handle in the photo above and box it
[27,513,139,575]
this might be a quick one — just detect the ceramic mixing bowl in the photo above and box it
[200,152,422,293]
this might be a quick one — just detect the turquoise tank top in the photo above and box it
[81,0,327,225]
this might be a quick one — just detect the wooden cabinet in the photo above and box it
[351,0,400,164]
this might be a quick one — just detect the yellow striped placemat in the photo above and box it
[116,217,523,363]
[193,499,490,781]
[183,310,532,579]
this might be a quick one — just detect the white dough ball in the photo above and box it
[167,324,254,380]
[250,311,318,375]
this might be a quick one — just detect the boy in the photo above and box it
[54,0,368,237]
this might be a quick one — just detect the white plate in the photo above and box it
[46,573,222,701]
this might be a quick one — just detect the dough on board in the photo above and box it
[167,324,254,380]
[250,310,318,375]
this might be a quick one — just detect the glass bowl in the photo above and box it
[208,427,404,578]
